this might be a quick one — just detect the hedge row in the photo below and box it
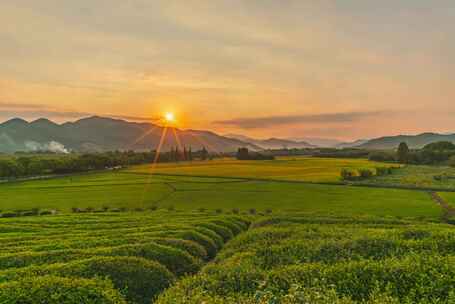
[0,216,251,303]
[0,276,126,304]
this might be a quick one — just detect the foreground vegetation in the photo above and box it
[0,211,250,303]
[157,214,455,303]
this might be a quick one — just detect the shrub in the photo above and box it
[199,223,234,242]
[102,206,110,212]
[39,210,53,216]
[150,205,159,211]
[85,207,94,212]
[211,220,244,235]
[71,207,81,213]
[1,212,18,218]
[358,169,374,179]
[167,206,175,212]
[249,208,257,215]
[265,209,273,215]
[215,208,223,214]
[232,208,240,215]
[194,227,224,249]
[153,238,208,261]
[134,207,145,212]
[100,243,201,276]
[178,231,219,259]
[119,207,128,212]
[59,257,174,304]
[340,168,355,181]
[401,229,432,240]
[197,207,206,213]
[21,211,37,217]
[376,167,392,176]
[0,275,126,304]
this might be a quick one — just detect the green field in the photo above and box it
[157,215,455,303]
[0,157,453,303]
[365,164,455,190]
[0,158,441,220]
[127,157,392,182]
[0,212,250,303]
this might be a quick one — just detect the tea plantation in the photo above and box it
[0,211,250,303]
[157,214,455,304]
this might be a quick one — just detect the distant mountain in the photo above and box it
[0,116,259,153]
[336,139,369,149]
[225,134,316,149]
[357,133,455,150]
[287,137,343,148]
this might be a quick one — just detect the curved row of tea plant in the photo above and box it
[157,214,455,304]
[0,211,251,303]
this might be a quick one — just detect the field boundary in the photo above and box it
[429,192,455,222]
[121,171,455,193]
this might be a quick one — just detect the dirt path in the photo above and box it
[429,191,455,222]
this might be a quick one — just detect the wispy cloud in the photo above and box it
[0,102,49,109]
[213,111,388,129]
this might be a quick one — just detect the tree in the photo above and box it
[236,148,250,160]
[340,168,354,181]
[423,141,455,151]
[188,147,193,161]
[397,142,410,163]
[200,147,209,160]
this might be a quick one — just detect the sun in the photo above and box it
[164,112,175,123]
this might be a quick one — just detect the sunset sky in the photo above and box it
[1,1,454,140]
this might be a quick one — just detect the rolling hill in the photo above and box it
[0,116,259,153]
[358,133,455,149]
[225,134,316,149]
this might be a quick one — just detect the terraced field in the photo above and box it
[158,214,455,303]
[0,212,250,303]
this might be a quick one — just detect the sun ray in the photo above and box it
[171,127,184,153]
[140,125,169,205]
[128,125,160,149]
[186,130,220,155]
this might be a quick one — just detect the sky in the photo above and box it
[1,0,454,140]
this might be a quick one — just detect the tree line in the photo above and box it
[369,141,455,166]
[0,147,212,179]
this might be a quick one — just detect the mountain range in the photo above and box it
[1,116,455,153]
[0,116,259,153]
[357,133,455,150]
[224,134,316,149]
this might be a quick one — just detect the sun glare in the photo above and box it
[164,112,175,123]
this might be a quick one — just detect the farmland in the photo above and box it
[1,156,453,303]
[0,211,251,303]
[364,164,455,190]
[157,214,455,303]
[0,158,441,219]
[127,157,393,182]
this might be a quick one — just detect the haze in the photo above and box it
[1,0,454,140]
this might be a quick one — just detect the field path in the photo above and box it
[429,192,455,222]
